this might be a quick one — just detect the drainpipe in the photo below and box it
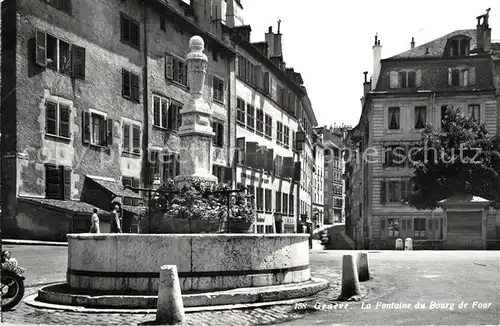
[228,56,235,189]
[142,1,150,189]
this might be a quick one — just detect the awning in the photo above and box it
[85,176,142,200]
[18,197,111,216]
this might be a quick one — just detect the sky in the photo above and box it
[241,0,499,128]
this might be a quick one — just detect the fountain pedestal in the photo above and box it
[174,36,217,189]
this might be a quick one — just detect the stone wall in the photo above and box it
[67,234,310,293]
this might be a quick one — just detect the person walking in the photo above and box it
[89,208,100,233]
[110,204,122,233]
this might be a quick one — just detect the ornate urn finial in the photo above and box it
[187,36,208,100]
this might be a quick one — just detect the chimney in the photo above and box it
[363,71,371,97]
[225,0,236,28]
[372,33,382,90]
[274,20,283,57]
[476,8,492,53]
[265,26,275,57]
[411,37,415,49]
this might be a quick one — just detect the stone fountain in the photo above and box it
[27,36,328,311]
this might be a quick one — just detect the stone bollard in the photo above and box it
[357,252,370,282]
[395,238,403,250]
[340,254,361,299]
[156,265,184,325]
[405,238,413,251]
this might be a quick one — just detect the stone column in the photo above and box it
[174,36,218,189]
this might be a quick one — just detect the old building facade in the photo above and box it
[1,0,235,239]
[350,11,500,249]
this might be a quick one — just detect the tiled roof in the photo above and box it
[19,198,111,215]
[86,176,142,199]
[388,29,477,60]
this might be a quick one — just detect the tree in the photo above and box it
[408,107,500,210]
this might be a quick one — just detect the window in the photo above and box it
[276,84,283,105]
[388,107,400,130]
[390,70,420,88]
[414,218,426,238]
[380,180,412,204]
[275,191,282,213]
[160,153,180,182]
[213,76,224,103]
[265,189,272,212]
[388,218,399,237]
[449,67,475,86]
[256,188,264,211]
[122,122,141,155]
[122,69,140,102]
[122,177,140,206]
[153,95,169,129]
[265,225,273,234]
[283,126,290,149]
[165,54,188,87]
[120,14,140,48]
[236,98,245,124]
[46,0,72,14]
[45,101,70,139]
[35,31,86,79]
[212,165,225,182]
[449,38,469,56]
[264,114,272,139]
[387,181,400,203]
[256,109,264,134]
[277,122,283,144]
[45,164,71,200]
[212,121,224,147]
[289,194,294,216]
[168,101,183,131]
[414,106,426,129]
[91,112,106,146]
[160,16,166,31]
[467,104,480,122]
[282,193,288,215]
[246,104,255,130]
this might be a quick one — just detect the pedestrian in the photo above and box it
[110,204,122,233]
[89,208,100,233]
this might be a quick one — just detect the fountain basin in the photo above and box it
[67,234,311,294]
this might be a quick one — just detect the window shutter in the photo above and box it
[265,148,274,172]
[132,125,141,155]
[62,166,72,200]
[175,154,180,176]
[253,65,262,89]
[415,69,422,87]
[72,45,86,79]
[122,69,130,98]
[380,218,387,240]
[46,102,57,135]
[153,96,160,126]
[131,73,140,102]
[217,123,224,146]
[161,98,169,128]
[389,71,398,88]
[293,162,301,181]
[185,63,189,88]
[165,53,173,80]
[207,75,213,100]
[236,137,246,164]
[283,88,289,110]
[283,157,293,178]
[263,71,270,94]
[107,118,113,146]
[448,68,452,86]
[380,180,387,204]
[469,67,476,85]
[246,142,257,168]
[59,104,70,138]
[36,30,47,67]
[45,164,61,199]
[123,123,130,152]
[148,150,157,183]
[82,111,90,144]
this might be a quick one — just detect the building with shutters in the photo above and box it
[312,130,325,229]
[229,20,318,234]
[348,10,500,249]
[0,0,236,239]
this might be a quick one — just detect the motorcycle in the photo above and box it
[1,250,26,311]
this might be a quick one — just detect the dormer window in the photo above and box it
[390,69,422,88]
[448,37,469,57]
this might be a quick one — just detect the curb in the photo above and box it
[2,239,68,247]
[24,289,327,314]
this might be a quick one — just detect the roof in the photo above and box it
[19,198,111,215]
[438,194,492,207]
[388,29,477,60]
[86,176,142,199]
